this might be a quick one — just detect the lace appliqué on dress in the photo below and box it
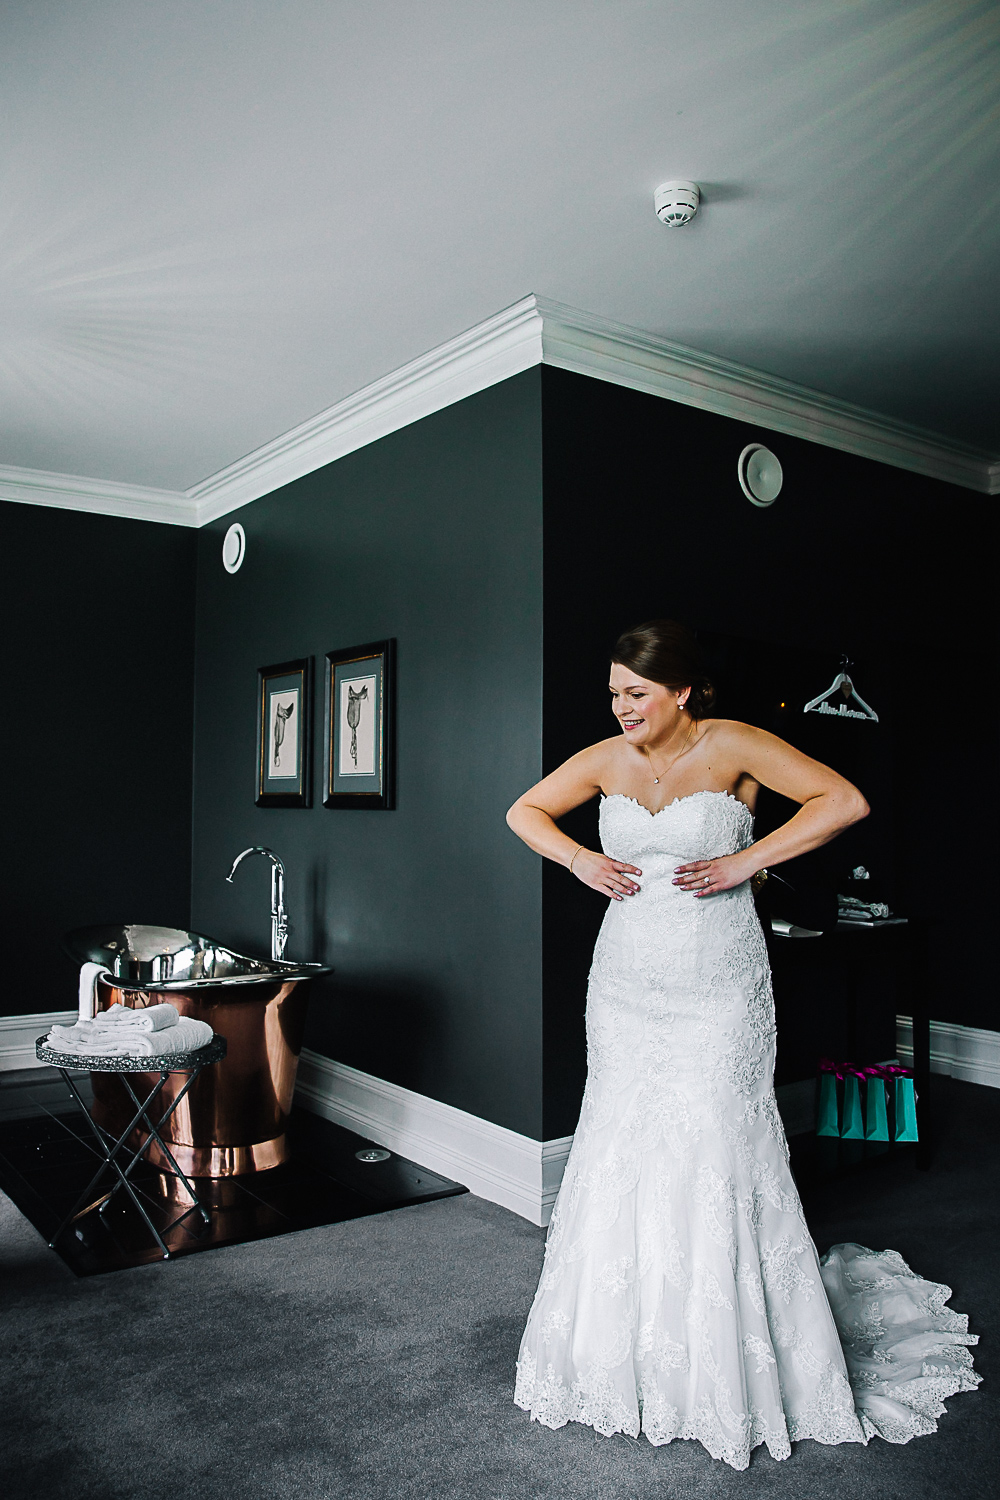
[514,792,981,1469]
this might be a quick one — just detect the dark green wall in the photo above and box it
[189,372,545,1138]
[7,363,993,1141]
[0,503,196,1017]
[539,366,997,1136]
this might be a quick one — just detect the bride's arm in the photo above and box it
[674,723,869,896]
[506,743,644,901]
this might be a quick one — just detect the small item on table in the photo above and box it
[864,1070,890,1141]
[78,961,110,1021]
[817,1059,918,1142]
[837,894,891,924]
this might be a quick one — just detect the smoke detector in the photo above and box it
[654,180,700,226]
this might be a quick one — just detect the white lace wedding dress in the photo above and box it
[514,791,980,1470]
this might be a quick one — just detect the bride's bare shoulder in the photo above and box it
[699,718,768,746]
[696,718,777,767]
[527,736,623,808]
[571,735,624,772]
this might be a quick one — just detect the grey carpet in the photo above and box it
[1,1074,995,1500]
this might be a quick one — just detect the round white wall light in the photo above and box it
[222,522,246,573]
[738,444,783,506]
[654,180,700,226]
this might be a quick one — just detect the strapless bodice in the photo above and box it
[516,791,980,1468]
[599,789,754,867]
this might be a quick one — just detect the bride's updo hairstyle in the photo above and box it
[611,619,717,718]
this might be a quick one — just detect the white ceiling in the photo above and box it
[2,0,998,493]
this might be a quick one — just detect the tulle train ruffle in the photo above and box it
[821,1242,981,1444]
[515,1240,981,1466]
[515,794,982,1468]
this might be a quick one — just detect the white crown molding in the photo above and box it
[0,464,197,526]
[190,298,544,524]
[536,297,999,494]
[2,294,996,528]
[296,1048,572,1227]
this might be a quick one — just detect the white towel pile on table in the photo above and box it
[47,1002,213,1058]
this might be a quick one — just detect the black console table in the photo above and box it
[767,919,932,1168]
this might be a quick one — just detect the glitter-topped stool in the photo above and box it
[35,1035,227,1261]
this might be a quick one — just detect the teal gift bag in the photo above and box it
[894,1076,919,1141]
[864,1074,890,1141]
[817,1071,840,1136]
[840,1074,865,1139]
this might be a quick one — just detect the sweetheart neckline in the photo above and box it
[602,790,752,820]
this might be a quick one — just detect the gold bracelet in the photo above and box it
[569,845,584,875]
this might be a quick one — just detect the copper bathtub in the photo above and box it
[64,925,331,1177]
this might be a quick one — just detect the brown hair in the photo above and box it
[611,619,716,718]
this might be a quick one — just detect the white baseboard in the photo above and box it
[9,1014,993,1217]
[897,1015,1000,1089]
[773,1020,1000,1129]
[0,1016,572,1224]
[0,1011,75,1071]
[296,1049,571,1227]
[298,1025,1000,1221]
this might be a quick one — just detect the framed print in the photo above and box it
[323,639,396,809]
[255,658,312,807]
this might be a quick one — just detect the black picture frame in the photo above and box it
[323,639,396,810]
[255,657,312,807]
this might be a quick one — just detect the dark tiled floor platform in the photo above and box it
[0,1067,466,1276]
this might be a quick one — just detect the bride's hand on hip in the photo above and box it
[572,850,642,901]
[672,851,754,897]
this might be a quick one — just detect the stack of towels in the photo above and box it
[47,1003,213,1058]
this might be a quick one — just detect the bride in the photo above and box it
[507,619,979,1470]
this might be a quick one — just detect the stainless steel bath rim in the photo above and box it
[62,924,332,991]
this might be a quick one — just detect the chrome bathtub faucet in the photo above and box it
[226,847,289,961]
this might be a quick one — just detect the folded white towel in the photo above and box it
[51,1003,180,1053]
[46,1016,213,1058]
[78,962,111,1021]
[90,1002,180,1032]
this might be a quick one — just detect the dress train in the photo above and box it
[514,793,980,1469]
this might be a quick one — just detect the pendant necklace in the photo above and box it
[644,720,694,785]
